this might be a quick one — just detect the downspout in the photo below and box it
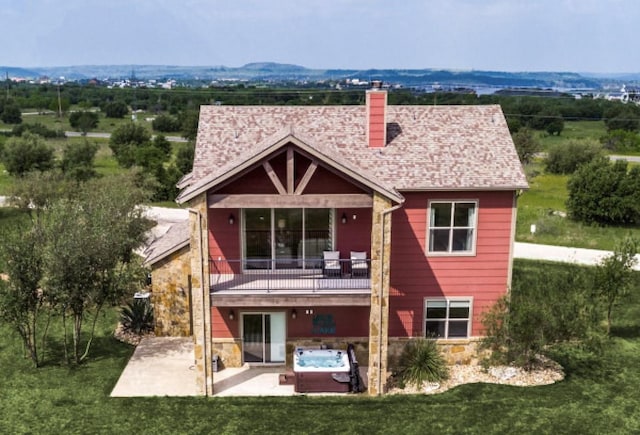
[189,208,209,395]
[376,200,404,395]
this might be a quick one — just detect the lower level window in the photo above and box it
[425,299,471,338]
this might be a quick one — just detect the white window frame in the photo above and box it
[424,297,472,339]
[426,200,478,256]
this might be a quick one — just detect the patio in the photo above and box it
[111,337,367,397]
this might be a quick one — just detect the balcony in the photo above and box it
[209,259,372,296]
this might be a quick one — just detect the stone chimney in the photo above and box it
[366,81,387,148]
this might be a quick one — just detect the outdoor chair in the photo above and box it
[322,251,341,277]
[350,251,368,278]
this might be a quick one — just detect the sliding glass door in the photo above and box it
[243,208,333,270]
[242,313,286,363]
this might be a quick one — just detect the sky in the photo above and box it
[1,0,638,73]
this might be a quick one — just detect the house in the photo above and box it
[145,84,528,396]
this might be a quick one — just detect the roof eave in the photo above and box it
[177,133,404,205]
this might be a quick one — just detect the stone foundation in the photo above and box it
[211,339,243,369]
[150,246,192,337]
[388,337,483,369]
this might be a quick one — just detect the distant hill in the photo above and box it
[0,62,634,90]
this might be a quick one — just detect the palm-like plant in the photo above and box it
[120,299,154,334]
[398,338,449,388]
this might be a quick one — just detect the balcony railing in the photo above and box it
[209,259,372,293]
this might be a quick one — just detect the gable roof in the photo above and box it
[144,220,189,266]
[178,103,528,203]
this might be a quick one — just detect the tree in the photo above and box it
[60,139,99,181]
[566,158,640,225]
[178,110,200,140]
[8,171,70,224]
[1,132,54,176]
[110,123,151,148]
[152,134,172,157]
[152,114,181,132]
[69,111,99,135]
[0,223,49,367]
[594,237,638,335]
[600,129,640,153]
[482,263,599,369]
[1,103,22,124]
[109,123,151,167]
[41,176,150,364]
[176,141,195,175]
[103,101,129,119]
[511,127,541,164]
[604,107,640,132]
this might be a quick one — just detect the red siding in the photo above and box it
[211,306,370,339]
[388,191,515,338]
[303,166,365,194]
[336,208,372,258]
[208,208,241,273]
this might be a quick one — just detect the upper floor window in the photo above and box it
[428,201,477,254]
[243,208,333,270]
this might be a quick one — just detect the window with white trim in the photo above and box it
[425,299,471,339]
[428,201,477,254]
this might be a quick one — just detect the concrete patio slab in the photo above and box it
[111,337,197,397]
[213,366,295,396]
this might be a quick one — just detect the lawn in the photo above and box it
[0,110,155,135]
[516,167,640,250]
[1,260,639,434]
[536,120,607,150]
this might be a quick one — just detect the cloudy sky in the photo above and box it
[2,0,637,73]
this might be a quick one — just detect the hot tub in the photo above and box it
[293,348,351,393]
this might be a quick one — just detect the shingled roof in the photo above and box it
[177,102,527,203]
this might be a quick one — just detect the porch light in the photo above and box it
[291,309,297,320]
[341,213,347,224]
[228,214,235,225]
[228,309,235,321]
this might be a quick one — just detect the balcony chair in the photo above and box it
[350,251,368,278]
[322,251,341,277]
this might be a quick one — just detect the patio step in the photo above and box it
[279,371,296,385]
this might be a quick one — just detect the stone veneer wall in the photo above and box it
[151,246,192,337]
[188,194,212,395]
[387,338,483,368]
[367,192,393,396]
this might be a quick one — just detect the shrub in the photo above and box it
[12,122,65,139]
[396,338,449,388]
[1,132,54,176]
[545,139,603,174]
[120,299,154,335]
[567,158,640,225]
[482,262,603,370]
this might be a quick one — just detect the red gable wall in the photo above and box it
[388,191,515,338]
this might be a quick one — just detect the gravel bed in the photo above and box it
[388,359,564,395]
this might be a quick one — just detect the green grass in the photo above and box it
[537,120,607,150]
[1,260,640,434]
[0,111,154,135]
[516,167,640,250]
